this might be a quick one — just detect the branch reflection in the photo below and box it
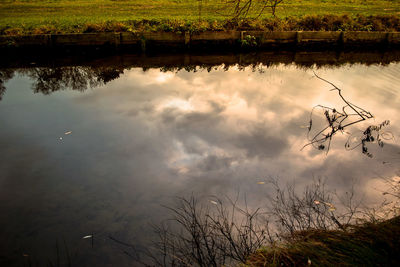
[0,69,14,101]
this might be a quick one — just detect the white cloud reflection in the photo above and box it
[69,63,400,204]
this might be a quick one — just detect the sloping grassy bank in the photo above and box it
[246,216,400,266]
[1,15,400,36]
[1,0,400,35]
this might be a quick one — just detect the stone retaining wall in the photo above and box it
[1,31,399,51]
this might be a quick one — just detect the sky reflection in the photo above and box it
[0,62,399,266]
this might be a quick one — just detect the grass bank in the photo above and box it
[1,0,400,35]
[246,216,400,266]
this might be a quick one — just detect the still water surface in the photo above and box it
[0,57,400,266]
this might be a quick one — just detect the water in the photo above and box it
[1,53,400,266]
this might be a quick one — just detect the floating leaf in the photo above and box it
[65,131,72,135]
[257,181,265,185]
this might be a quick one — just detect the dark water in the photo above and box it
[1,53,400,266]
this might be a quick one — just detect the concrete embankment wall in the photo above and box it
[1,31,400,52]
[3,50,400,69]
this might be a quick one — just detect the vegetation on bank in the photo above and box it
[136,175,400,267]
[1,0,400,35]
[1,15,400,36]
[246,216,400,266]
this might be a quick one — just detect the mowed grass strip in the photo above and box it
[1,0,400,34]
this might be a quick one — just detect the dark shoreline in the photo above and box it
[1,31,400,56]
[1,49,400,70]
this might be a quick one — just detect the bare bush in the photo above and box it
[144,178,363,266]
[145,195,270,266]
[266,178,362,235]
[363,174,400,222]
[219,0,284,19]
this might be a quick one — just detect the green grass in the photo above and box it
[1,0,400,34]
[246,216,400,266]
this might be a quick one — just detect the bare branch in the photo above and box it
[303,73,392,157]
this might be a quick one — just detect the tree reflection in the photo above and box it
[0,69,14,101]
[0,66,124,101]
[20,66,124,94]
[1,49,399,101]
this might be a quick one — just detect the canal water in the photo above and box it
[1,52,400,266]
